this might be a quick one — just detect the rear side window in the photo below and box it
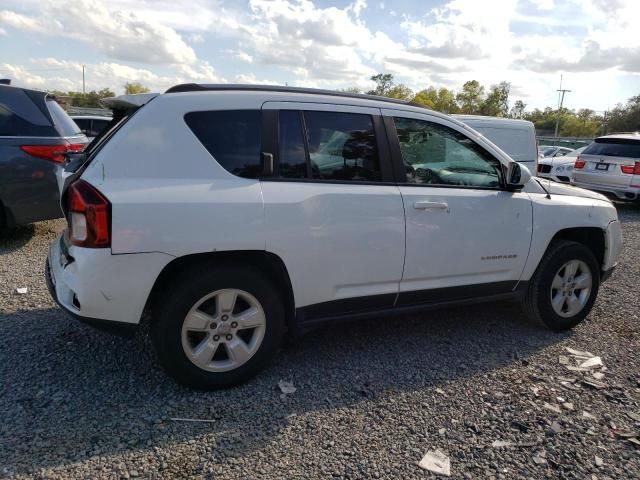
[47,99,82,137]
[184,110,262,178]
[90,119,111,137]
[279,110,382,182]
[0,87,56,136]
[582,139,640,159]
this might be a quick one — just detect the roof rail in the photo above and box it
[164,83,431,110]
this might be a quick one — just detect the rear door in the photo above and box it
[574,138,640,189]
[260,102,405,319]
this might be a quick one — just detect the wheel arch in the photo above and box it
[548,227,606,271]
[144,250,296,333]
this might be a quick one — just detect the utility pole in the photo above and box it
[82,65,86,94]
[554,74,571,139]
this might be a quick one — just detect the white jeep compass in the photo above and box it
[46,85,622,389]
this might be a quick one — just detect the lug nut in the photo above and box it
[221,314,229,321]
[210,323,217,329]
[226,334,233,341]
[213,335,220,341]
[231,321,238,328]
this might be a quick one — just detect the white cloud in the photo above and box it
[2,58,222,93]
[0,0,197,65]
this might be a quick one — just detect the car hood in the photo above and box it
[538,179,610,202]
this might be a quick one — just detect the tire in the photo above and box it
[523,240,600,332]
[151,265,285,389]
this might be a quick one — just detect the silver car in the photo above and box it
[572,134,640,202]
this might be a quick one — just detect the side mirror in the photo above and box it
[506,162,532,190]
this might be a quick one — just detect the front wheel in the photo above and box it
[151,265,285,389]
[523,240,600,331]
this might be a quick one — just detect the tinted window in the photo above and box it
[0,87,56,137]
[47,99,82,137]
[394,117,502,188]
[184,110,262,178]
[89,119,110,137]
[279,110,307,178]
[304,111,381,181]
[582,139,640,159]
[73,118,89,134]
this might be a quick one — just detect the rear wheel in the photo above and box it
[523,240,600,331]
[151,265,285,389]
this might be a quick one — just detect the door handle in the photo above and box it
[413,201,449,211]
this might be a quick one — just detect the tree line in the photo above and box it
[346,74,639,137]
[52,75,638,138]
[50,82,151,108]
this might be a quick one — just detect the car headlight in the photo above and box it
[555,166,565,172]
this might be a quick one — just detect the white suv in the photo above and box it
[46,85,623,389]
[571,133,640,201]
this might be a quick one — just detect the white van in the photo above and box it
[454,115,538,169]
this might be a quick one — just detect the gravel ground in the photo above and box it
[1,205,639,479]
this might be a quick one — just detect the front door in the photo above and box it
[382,109,533,305]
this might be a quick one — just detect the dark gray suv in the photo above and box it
[0,85,87,228]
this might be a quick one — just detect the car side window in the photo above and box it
[394,117,503,189]
[278,110,383,182]
[184,110,261,178]
[305,111,381,182]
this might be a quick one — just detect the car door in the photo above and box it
[260,102,405,320]
[381,109,533,305]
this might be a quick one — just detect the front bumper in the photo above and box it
[46,233,173,325]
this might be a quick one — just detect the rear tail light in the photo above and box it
[20,143,84,164]
[621,162,640,175]
[67,180,111,248]
[574,156,585,169]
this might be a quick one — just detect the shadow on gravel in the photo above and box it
[0,224,36,255]
[0,302,571,475]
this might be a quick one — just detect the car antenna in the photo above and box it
[536,177,552,199]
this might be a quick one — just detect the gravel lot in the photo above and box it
[1,205,639,479]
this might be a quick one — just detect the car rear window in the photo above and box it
[582,139,640,159]
[47,99,82,137]
[184,110,262,178]
[0,87,57,136]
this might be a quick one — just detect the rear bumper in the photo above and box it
[46,233,173,325]
[571,179,639,200]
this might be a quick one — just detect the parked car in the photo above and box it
[46,84,622,389]
[537,146,587,183]
[539,146,574,158]
[70,115,112,142]
[571,133,640,201]
[0,85,88,228]
[453,115,538,171]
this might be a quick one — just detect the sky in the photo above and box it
[1,0,639,112]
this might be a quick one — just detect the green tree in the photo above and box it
[124,82,151,94]
[413,87,458,113]
[480,82,510,117]
[367,73,394,96]
[50,88,115,108]
[456,80,485,114]
[510,100,527,119]
[386,84,413,101]
[339,87,363,94]
[606,94,640,133]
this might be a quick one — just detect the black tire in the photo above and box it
[151,265,285,389]
[523,240,600,332]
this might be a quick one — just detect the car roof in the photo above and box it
[162,83,464,126]
[595,133,640,142]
